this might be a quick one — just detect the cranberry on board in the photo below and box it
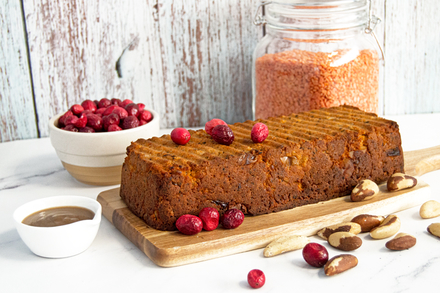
[198,207,220,231]
[81,99,97,112]
[302,242,329,268]
[205,118,227,135]
[121,116,140,130]
[175,215,203,235]
[251,122,269,143]
[220,208,244,229]
[247,269,266,289]
[171,128,191,145]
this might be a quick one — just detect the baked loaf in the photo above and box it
[120,105,404,231]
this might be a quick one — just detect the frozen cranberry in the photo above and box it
[205,118,227,135]
[97,98,111,109]
[63,124,78,132]
[64,115,79,126]
[198,207,220,231]
[137,103,145,111]
[70,104,84,116]
[302,243,329,268]
[112,107,129,120]
[108,124,122,132]
[58,110,73,128]
[221,209,244,229]
[251,123,269,143]
[81,109,94,116]
[78,126,95,133]
[81,99,97,112]
[211,125,234,146]
[86,114,103,131]
[140,110,153,122]
[121,116,140,129]
[102,113,120,130]
[125,103,140,117]
[120,99,133,108]
[171,128,191,145]
[102,105,119,116]
[139,119,147,126]
[176,215,203,235]
[95,108,106,115]
[111,98,121,105]
[74,113,87,128]
[247,269,265,289]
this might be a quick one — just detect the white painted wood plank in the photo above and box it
[0,0,37,142]
[383,0,440,115]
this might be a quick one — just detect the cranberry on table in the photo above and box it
[176,215,203,235]
[247,269,265,289]
[302,242,329,268]
[198,207,220,231]
[81,99,97,112]
[211,124,234,146]
[171,128,191,145]
[205,118,227,135]
[221,208,244,229]
[121,116,140,130]
[251,122,269,143]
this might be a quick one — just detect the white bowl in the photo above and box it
[13,196,102,258]
[49,108,160,185]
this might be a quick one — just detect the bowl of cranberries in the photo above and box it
[49,98,159,186]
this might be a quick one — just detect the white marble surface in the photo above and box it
[2,115,440,293]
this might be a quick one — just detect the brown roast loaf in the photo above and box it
[120,105,404,231]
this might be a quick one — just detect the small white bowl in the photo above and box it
[49,108,160,185]
[13,196,102,258]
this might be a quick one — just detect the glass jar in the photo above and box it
[252,0,384,120]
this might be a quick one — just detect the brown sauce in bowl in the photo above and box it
[22,206,95,227]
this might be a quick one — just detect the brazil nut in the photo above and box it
[370,215,401,239]
[263,235,309,257]
[420,200,440,219]
[328,232,362,251]
[427,223,440,238]
[317,222,361,240]
[387,173,417,191]
[385,233,416,250]
[351,214,385,232]
[351,179,379,202]
[324,254,358,276]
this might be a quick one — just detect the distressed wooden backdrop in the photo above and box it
[1,0,440,142]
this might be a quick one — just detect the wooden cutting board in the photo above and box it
[97,145,440,267]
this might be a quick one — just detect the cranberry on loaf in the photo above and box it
[120,105,404,231]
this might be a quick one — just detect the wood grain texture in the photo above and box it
[0,0,37,142]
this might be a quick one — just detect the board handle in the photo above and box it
[404,145,440,176]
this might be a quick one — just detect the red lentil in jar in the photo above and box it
[252,0,384,120]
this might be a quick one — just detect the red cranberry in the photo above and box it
[95,108,106,115]
[70,104,84,116]
[302,243,329,268]
[74,113,87,128]
[140,110,153,122]
[120,99,133,108]
[125,103,140,117]
[138,103,145,111]
[139,119,147,126]
[81,109,95,116]
[171,128,191,145]
[107,124,122,132]
[111,98,121,105]
[102,113,120,130]
[211,125,234,146]
[176,215,203,235]
[63,124,78,132]
[97,98,111,109]
[81,99,97,112]
[205,118,227,135]
[78,126,95,133]
[102,105,119,116]
[221,209,244,229]
[247,269,265,289]
[251,123,269,143]
[198,207,220,231]
[58,110,73,128]
[86,114,103,131]
[121,116,140,129]
[64,115,79,126]
[112,107,129,120]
